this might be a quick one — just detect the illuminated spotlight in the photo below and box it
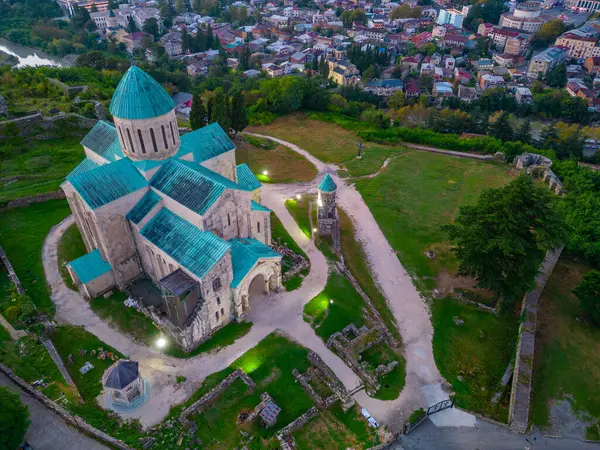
[329,299,334,304]
[296,194,302,200]
[263,170,269,176]
[156,337,167,348]
[313,228,317,232]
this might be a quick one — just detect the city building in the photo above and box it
[528,46,569,75]
[433,81,454,97]
[555,32,600,59]
[437,8,466,28]
[327,57,360,86]
[515,86,533,104]
[499,1,544,33]
[364,79,404,96]
[64,66,282,351]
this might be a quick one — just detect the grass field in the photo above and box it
[0,199,72,315]
[532,260,600,438]
[304,273,368,340]
[57,223,88,289]
[432,299,518,422]
[248,113,398,177]
[236,137,317,183]
[0,137,84,204]
[285,195,314,239]
[355,152,515,291]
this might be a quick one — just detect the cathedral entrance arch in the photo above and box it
[235,261,282,319]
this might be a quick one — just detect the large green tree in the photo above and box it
[0,386,30,449]
[487,111,513,142]
[444,176,566,307]
[229,89,247,133]
[189,94,206,130]
[211,88,230,132]
[573,270,600,325]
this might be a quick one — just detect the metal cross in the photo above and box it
[356,140,364,158]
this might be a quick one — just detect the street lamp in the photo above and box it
[156,337,167,349]
[263,170,269,176]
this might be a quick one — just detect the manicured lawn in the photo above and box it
[432,299,518,422]
[236,138,317,183]
[532,260,600,436]
[271,212,307,260]
[165,321,253,358]
[285,195,314,239]
[184,333,314,448]
[90,291,161,346]
[0,199,72,315]
[294,404,378,449]
[304,273,367,340]
[57,223,88,289]
[0,137,84,204]
[248,113,396,173]
[355,152,515,291]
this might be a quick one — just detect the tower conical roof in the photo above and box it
[109,66,175,120]
[318,174,337,192]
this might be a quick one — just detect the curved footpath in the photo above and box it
[42,134,475,431]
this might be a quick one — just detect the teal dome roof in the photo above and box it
[319,174,337,192]
[109,66,175,120]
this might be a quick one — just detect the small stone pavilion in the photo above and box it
[102,360,145,408]
[63,66,282,351]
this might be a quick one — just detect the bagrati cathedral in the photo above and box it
[63,66,282,351]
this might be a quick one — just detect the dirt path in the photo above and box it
[246,133,477,430]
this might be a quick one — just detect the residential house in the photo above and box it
[160,32,183,57]
[262,63,285,77]
[527,46,569,76]
[401,56,420,72]
[122,32,152,53]
[405,79,421,97]
[477,22,493,36]
[437,8,466,28]
[458,84,480,102]
[249,38,269,52]
[584,56,600,75]
[433,81,454,97]
[187,61,208,76]
[327,57,360,85]
[290,52,307,64]
[555,32,600,59]
[515,86,533,104]
[473,58,493,71]
[454,67,472,84]
[479,73,506,89]
[364,79,404,96]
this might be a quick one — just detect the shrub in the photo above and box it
[4,305,21,322]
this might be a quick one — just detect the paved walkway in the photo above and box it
[42,134,476,431]
[0,372,107,450]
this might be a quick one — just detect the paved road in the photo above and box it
[0,373,107,450]
[395,418,598,450]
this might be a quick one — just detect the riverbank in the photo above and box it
[0,38,64,68]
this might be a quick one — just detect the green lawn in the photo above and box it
[271,212,307,260]
[57,223,88,289]
[432,299,518,422]
[355,151,515,291]
[236,138,317,183]
[183,333,314,448]
[285,195,314,239]
[165,321,253,358]
[0,137,84,204]
[304,273,367,340]
[532,260,600,437]
[0,199,72,315]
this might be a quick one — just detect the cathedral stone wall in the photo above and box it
[203,190,253,239]
[200,150,237,181]
[251,210,271,245]
[114,110,180,159]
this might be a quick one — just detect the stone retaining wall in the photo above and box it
[180,368,256,424]
[48,78,88,97]
[242,392,273,423]
[1,190,66,210]
[508,247,563,433]
[0,245,25,294]
[276,406,319,442]
[307,351,355,412]
[0,363,134,450]
[0,112,96,138]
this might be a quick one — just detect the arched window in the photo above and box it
[161,125,168,149]
[150,129,158,153]
[213,277,222,292]
[126,128,135,153]
[169,122,176,146]
[257,221,261,233]
[118,126,125,146]
[137,130,146,154]
[227,213,231,227]
[215,311,220,320]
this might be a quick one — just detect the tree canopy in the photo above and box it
[573,270,600,325]
[0,386,30,450]
[444,175,566,307]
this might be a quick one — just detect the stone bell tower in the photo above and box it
[317,174,340,248]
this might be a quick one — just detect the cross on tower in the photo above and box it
[356,140,364,159]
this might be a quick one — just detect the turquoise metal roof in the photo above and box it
[177,123,235,163]
[109,65,175,120]
[129,158,166,172]
[318,174,337,192]
[251,200,271,213]
[127,190,161,224]
[80,121,124,162]
[140,208,230,280]
[69,159,149,209]
[68,249,112,284]
[236,164,261,191]
[66,157,99,180]
[150,159,247,216]
[230,238,281,288]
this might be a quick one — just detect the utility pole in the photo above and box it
[356,140,364,159]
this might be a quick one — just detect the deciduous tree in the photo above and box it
[0,386,30,450]
[573,270,600,325]
[444,176,566,307]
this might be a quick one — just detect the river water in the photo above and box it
[0,38,63,68]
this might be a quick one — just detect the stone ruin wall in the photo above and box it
[515,153,565,195]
